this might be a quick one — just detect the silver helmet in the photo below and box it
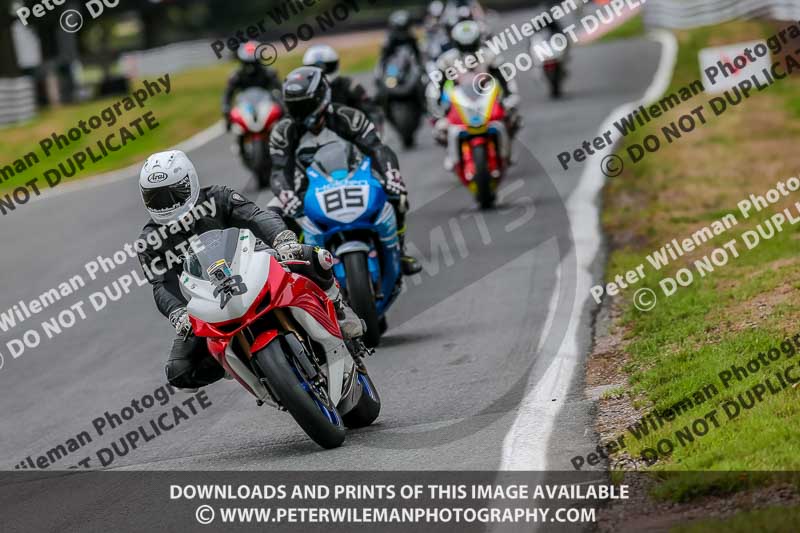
[139,150,200,225]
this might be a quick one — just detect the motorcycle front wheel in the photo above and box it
[343,252,381,347]
[342,371,381,428]
[471,144,495,210]
[250,140,272,189]
[547,63,564,99]
[256,337,346,449]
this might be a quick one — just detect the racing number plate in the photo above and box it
[315,182,370,224]
[207,259,247,309]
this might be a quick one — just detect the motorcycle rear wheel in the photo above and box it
[343,252,382,347]
[255,338,346,449]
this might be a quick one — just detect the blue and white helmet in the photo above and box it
[139,150,199,225]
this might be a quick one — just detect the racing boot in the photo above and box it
[325,283,366,339]
[398,225,422,276]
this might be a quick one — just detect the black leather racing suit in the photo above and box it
[137,185,334,389]
[379,31,422,66]
[268,104,407,232]
[330,77,371,111]
[330,77,384,130]
[222,63,282,116]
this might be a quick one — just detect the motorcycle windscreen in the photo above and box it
[309,142,371,224]
[307,141,354,176]
[185,228,241,283]
[233,87,274,131]
[451,77,496,129]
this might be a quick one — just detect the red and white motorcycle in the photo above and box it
[228,88,283,189]
[180,228,380,449]
[530,28,569,99]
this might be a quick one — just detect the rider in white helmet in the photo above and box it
[428,20,521,169]
[137,150,365,391]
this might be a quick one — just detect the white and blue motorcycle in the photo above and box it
[294,139,403,347]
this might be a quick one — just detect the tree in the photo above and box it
[0,3,21,77]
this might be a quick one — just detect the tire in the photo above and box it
[343,252,381,347]
[255,339,345,449]
[251,140,271,189]
[471,144,495,209]
[342,372,381,428]
[548,64,563,99]
[389,101,418,149]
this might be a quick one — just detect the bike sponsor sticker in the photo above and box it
[206,259,233,284]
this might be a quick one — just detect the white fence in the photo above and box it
[643,0,800,28]
[0,77,36,126]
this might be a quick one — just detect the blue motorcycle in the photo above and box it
[295,140,402,347]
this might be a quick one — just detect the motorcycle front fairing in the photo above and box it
[180,228,352,406]
[299,156,402,316]
[230,87,282,136]
[444,79,508,182]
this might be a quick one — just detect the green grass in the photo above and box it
[598,13,645,42]
[601,20,800,502]
[0,42,380,192]
[671,505,800,532]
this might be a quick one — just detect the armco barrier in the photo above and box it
[0,76,36,126]
[643,0,800,29]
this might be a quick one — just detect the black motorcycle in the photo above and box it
[375,46,426,148]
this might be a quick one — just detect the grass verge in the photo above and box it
[671,505,800,532]
[0,41,380,192]
[598,13,644,42]
[599,18,800,502]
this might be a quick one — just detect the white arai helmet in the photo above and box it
[139,150,200,225]
[303,44,340,80]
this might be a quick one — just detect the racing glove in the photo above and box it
[273,230,303,262]
[169,307,193,338]
[279,189,303,218]
[384,166,407,197]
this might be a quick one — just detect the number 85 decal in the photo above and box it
[321,186,366,213]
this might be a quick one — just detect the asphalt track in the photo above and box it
[0,8,662,475]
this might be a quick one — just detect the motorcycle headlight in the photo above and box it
[386,77,398,89]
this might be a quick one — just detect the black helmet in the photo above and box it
[282,66,331,132]
[388,10,412,33]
